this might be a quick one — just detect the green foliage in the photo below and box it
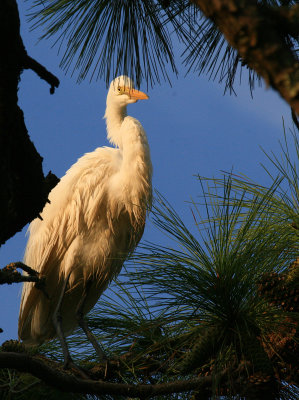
[38,129,298,399]
[125,183,295,373]
[29,0,194,87]
[8,129,299,399]
[201,128,299,237]
[28,0,299,90]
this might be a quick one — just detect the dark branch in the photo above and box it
[0,352,223,398]
[191,0,299,114]
[22,55,60,94]
[0,262,44,286]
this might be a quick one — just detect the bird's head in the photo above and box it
[107,75,149,107]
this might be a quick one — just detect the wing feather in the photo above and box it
[18,147,120,340]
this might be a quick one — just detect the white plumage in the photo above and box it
[18,76,152,345]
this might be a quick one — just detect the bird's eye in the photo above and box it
[117,87,122,94]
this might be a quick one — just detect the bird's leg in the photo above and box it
[52,271,89,378]
[76,279,107,361]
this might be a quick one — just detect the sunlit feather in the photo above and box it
[18,76,152,345]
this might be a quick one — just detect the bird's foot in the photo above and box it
[63,357,90,379]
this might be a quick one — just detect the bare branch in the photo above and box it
[0,262,40,285]
[22,55,60,94]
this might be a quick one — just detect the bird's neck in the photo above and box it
[118,118,152,223]
[104,104,127,148]
[105,104,152,223]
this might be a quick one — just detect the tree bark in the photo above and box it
[0,262,43,285]
[191,0,299,113]
[0,0,59,246]
[0,351,223,398]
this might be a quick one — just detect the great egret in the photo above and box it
[18,76,152,352]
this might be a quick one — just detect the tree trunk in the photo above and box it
[0,0,59,246]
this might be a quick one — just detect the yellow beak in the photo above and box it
[124,87,149,100]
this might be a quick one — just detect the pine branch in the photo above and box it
[191,0,299,113]
[0,352,226,398]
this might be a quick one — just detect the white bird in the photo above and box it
[18,76,152,348]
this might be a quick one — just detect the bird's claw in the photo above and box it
[63,358,90,379]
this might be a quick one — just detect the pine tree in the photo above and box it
[1,1,299,399]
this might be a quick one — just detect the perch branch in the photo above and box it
[0,352,225,398]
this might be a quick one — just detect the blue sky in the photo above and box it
[0,1,294,343]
